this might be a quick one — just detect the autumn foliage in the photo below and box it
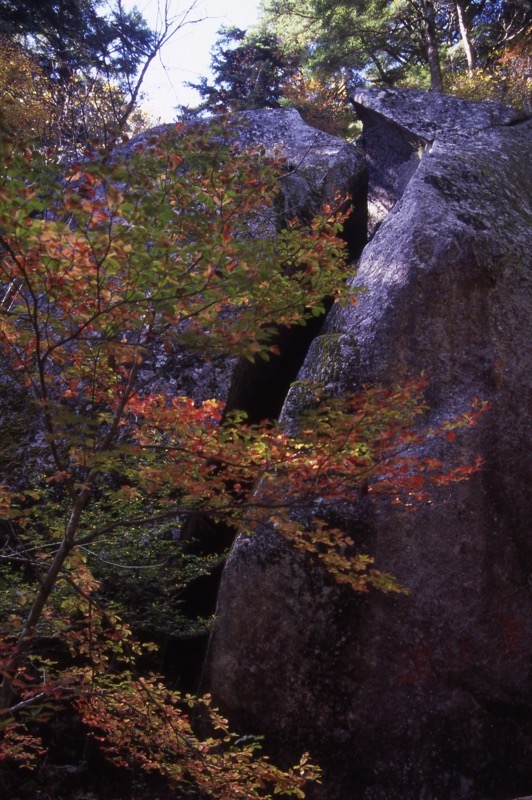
[0,37,52,140]
[0,120,484,796]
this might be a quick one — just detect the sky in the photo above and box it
[120,0,263,121]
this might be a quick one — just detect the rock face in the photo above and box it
[205,91,532,799]
[236,108,367,237]
[351,85,526,233]
[220,108,368,419]
[120,110,367,418]
[122,109,367,246]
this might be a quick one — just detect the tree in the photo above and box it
[0,0,154,82]
[0,36,52,140]
[0,0,205,154]
[190,25,300,111]
[0,120,484,794]
[0,35,151,150]
[261,0,441,90]
[421,0,444,90]
[190,21,359,135]
[454,0,477,74]
[260,0,531,96]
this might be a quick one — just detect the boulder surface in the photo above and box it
[236,108,366,230]
[122,109,367,413]
[205,91,532,799]
[351,85,526,233]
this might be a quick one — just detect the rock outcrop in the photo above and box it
[351,86,526,233]
[123,109,367,246]
[219,108,368,418]
[236,108,366,237]
[121,109,367,419]
[205,90,532,799]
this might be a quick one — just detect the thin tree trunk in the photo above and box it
[422,0,444,91]
[360,35,393,85]
[456,0,477,74]
[0,489,90,711]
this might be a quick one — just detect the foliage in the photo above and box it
[198,0,444,111]
[445,31,532,111]
[260,0,437,89]
[1,588,319,798]
[0,117,345,795]
[0,35,151,151]
[279,70,359,137]
[0,0,197,155]
[47,72,153,155]
[0,118,485,794]
[0,36,52,140]
[0,0,154,83]
[258,0,531,100]
[190,26,300,111]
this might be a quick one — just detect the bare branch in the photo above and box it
[111,1,207,145]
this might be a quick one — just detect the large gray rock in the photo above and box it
[118,110,368,411]
[350,85,526,234]
[236,108,366,231]
[121,109,367,239]
[205,92,532,799]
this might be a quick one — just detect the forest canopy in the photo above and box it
[193,0,531,133]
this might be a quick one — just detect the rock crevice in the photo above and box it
[350,86,527,235]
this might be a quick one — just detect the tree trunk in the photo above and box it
[422,0,444,91]
[456,0,477,74]
[0,489,90,712]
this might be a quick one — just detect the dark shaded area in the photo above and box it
[305,709,532,800]
[174,175,369,689]
[171,315,333,692]
[224,167,368,423]
[0,744,179,800]
[173,312,334,689]
[224,312,331,424]
[341,166,369,262]
[352,99,425,235]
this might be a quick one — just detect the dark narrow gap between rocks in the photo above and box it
[159,313,336,690]
[164,175,369,692]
